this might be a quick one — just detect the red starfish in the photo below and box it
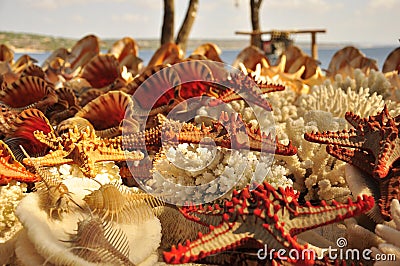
[304,106,400,179]
[304,106,400,220]
[125,61,285,116]
[0,140,39,185]
[163,181,374,264]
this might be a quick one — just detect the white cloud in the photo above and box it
[111,14,149,23]
[265,0,342,12]
[368,0,398,9]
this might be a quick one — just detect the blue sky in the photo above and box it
[0,0,398,45]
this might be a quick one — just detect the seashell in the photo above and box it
[41,47,69,70]
[326,46,365,77]
[64,34,100,78]
[56,117,94,136]
[76,91,139,138]
[0,76,58,112]
[232,45,270,71]
[173,59,214,99]
[78,88,104,107]
[47,87,81,124]
[80,54,122,89]
[147,42,183,67]
[129,65,182,113]
[12,54,38,74]
[64,77,92,96]
[5,108,52,160]
[382,47,400,73]
[109,37,139,60]
[118,54,143,76]
[0,61,19,84]
[0,44,14,63]
[191,42,223,62]
[83,181,161,224]
[21,64,46,79]
[68,217,133,265]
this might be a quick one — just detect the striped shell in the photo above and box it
[0,76,57,112]
[56,117,94,136]
[129,65,182,112]
[80,54,121,88]
[83,182,163,224]
[109,37,139,60]
[382,46,400,73]
[76,91,139,138]
[64,34,99,76]
[0,44,14,63]
[69,217,133,265]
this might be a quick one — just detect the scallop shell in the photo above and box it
[5,108,53,160]
[326,46,369,77]
[80,54,121,88]
[63,34,100,77]
[0,76,58,112]
[12,55,38,74]
[128,65,182,113]
[109,37,139,60]
[56,117,94,136]
[78,88,104,107]
[0,44,14,63]
[41,47,69,71]
[232,45,270,71]
[21,64,45,79]
[382,47,400,73]
[147,42,183,67]
[47,87,81,124]
[76,91,139,138]
[191,42,223,62]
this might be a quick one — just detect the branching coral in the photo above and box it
[276,111,350,202]
[149,143,292,204]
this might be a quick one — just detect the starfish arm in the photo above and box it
[22,150,72,167]
[375,138,400,178]
[163,222,252,264]
[378,168,400,221]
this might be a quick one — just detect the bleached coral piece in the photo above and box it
[277,110,350,201]
[297,85,387,118]
[372,199,400,265]
[0,181,26,243]
[150,143,291,204]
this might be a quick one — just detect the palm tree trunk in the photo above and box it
[175,0,199,53]
[161,0,175,45]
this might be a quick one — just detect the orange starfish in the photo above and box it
[22,126,143,178]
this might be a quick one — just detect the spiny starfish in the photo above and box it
[125,61,285,116]
[304,106,400,220]
[120,112,297,156]
[22,126,143,178]
[0,140,39,185]
[304,106,400,179]
[163,181,374,265]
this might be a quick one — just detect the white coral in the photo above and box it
[149,143,292,204]
[0,181,26,243]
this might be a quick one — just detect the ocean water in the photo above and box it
[16,45,398,74]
